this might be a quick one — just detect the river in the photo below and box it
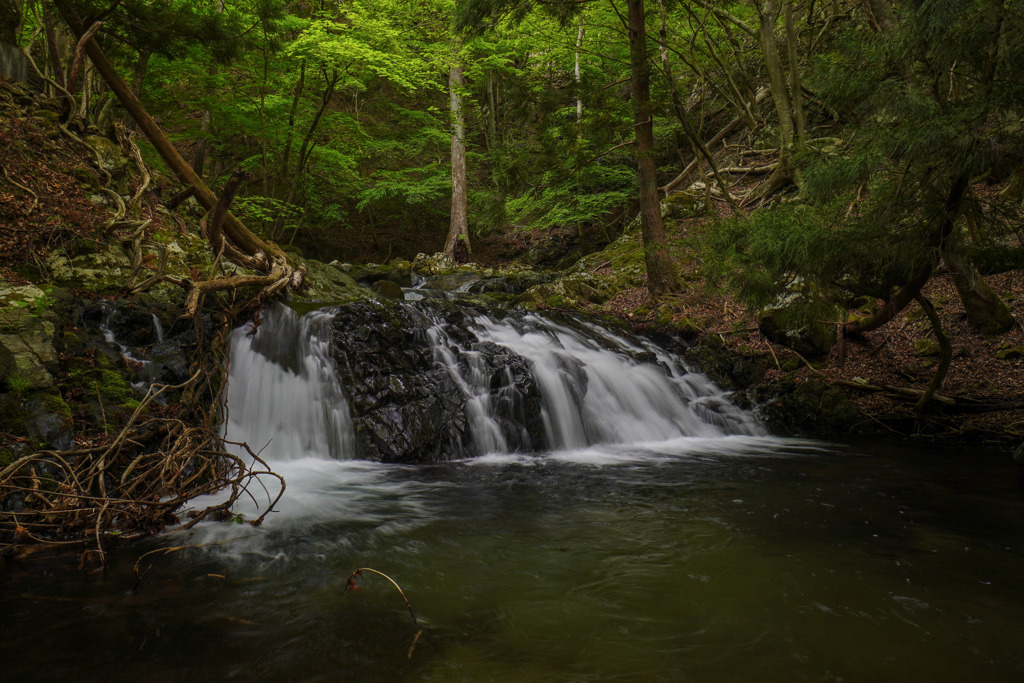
[1,303,1022,681]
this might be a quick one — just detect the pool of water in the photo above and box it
[2,436,1023,682]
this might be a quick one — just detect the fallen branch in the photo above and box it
[717,163,779,174]
[345,567,420,628]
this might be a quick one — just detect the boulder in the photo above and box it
[329,299,543,462]
[0,284,61,390]
[757,288,838,358]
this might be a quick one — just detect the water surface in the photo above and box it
[3,437,1022,682]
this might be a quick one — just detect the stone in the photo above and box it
[329,299,543,463]
[757,307,836,358]
[372,280,405,299]
[0,284,61,390]
[746,379,862,436]
[83,134,129,177]
[296,258,374,303]
[25,394,75,450]
[996,346,1024,361]
[914,339,942,357]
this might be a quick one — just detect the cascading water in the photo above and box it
[421,307,764,455]
[223,305,356,460]
[222,300,763,462]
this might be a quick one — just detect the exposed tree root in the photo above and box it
[0,326,285,569]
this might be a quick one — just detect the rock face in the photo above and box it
[329,300,542,463]
[0,284,64,390]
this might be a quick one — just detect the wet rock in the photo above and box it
[329,299,543,462]
[686,341,765,392]
[24,393,75,450]
[330,301,467,463]
[745,379,863,436]
[372,280,405,299]
[466,270,555,296]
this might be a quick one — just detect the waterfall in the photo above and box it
[223,305,356,460]
[423,308,764,453]
[223,301,763,462]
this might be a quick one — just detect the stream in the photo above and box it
[2,303,1023,681]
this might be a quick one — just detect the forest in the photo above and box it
[1,2,1024,676]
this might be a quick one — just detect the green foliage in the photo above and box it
[708,0,1024,320]
[5,375,31,394]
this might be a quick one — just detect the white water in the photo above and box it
[222,303,763,463]
[222,305,356,461]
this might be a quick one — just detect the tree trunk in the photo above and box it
[658,0,741,213]
[575,20,584,125]
[444,53,470,261]
[860,0,897,32]
[944,242,1015,334]
[40,0,65,89]
[844,175,968,335]
[628,0,679,296]
[752,0,796,199]
[54,1,285,265]
[914,295,952,413]
[783,1,805,141]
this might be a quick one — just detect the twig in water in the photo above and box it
[345,567,420,628]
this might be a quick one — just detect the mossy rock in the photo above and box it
[372,280,405,300]
[914,339,942,357]
[747,379,863,437]
[296,258,377,304]
[996,346,1024,361]
[661,191,711,220]
[67,354,136,407]
[687,340,765,391]
[347,261,413,287]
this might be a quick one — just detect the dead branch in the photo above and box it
[718,163,779,174]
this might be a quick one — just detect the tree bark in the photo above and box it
[444,52,470,261]
[944,242,1015,334]
[40,0,65,89]
[628,0,679,296]
[751,0,797,199]
[783,0,805,141]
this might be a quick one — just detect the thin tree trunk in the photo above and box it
[575,20,584,125]
[944,242,1015,334]
[752,0,796,199]
[914,295,951,413]
[627,0,679,296]
[658,0,741,213]
[444,53,470,260]
[54,1,284,264]
[783,1,805,141]
[40,0,64,89]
